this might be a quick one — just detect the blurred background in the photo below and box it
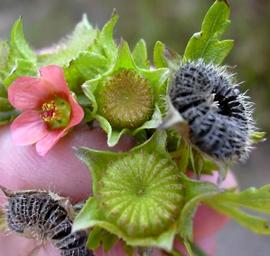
[0,0,269,255]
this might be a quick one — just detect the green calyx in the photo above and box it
[74,132,184,250]
[83,41,169,147]
[98,69,154,129]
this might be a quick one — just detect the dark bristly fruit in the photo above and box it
[169,60,254,162]
[0,186,94,256]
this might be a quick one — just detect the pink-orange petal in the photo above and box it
[39,65,70,95]
[8,77,54,111]
[10,110,48,145]
[67,95,84,128]
[35,129,66,156]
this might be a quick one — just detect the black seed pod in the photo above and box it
[169,60,254,162]
[1,187,94,256]
[56,230,91,256]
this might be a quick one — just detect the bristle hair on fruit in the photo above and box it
[168,59,255,162]
[0,186,94,256]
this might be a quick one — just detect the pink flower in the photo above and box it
[8,65,84,156]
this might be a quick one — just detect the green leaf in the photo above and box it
[96,114,128,147]
[205,185,270,235]
[93,12,118,61]
[189,149,204,178]
[154,41,168,68]
[82,79,99,114]
[251,131,266,144]
[209,202,270,235]
[114,41,136,70]
[170,250,185,256]
[87,227,117,251]
[64,51,108,92]
[62,13,119,93]
[184,240,194,256]
[166,129,181,153]
[182,176,219,201]
[123,244,134,256]
[0,97,13,111]
[183,0,233,64]
[140,130,168,155]
[87,227,104,249]
[210,185,270,214]
[75,146,120,194]
[8,18,36,64]
[178,140,190,173]
[179,176,219,240]
[4,18,37,87]
[73,197,104,231]
[0,41,9,65]
[189,241,208,256]
[0,59,17,126]
[38,14,97,66]
[0,109,19,126]
[133,105,163,134]
[153,41,181,70]
[4,58,37,87]
[200,159,218,175]
[102,232,118,252]
[188,149,217,176]
[140,67,169,94]
[0,83,7,98]
[132,39,150,69]
[0,41,9,83]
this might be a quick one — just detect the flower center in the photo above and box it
[98,151,184,237]
[41,101,56,122]
[98,69,154,129]
[41,97,71,129]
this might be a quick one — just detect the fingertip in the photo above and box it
[195,235,216,256]
[0,124,136,203]
[200,170,238,189]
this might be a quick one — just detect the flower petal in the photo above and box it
[39,65,70,95]
[10,111,48,145]
[8,77,54,111]
[67,95,84,128]
[35,129,66,156]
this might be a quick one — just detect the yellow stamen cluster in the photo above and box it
[41,100,56,122]
[40,97,71,130]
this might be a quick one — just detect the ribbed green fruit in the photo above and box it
[97,151,184,237]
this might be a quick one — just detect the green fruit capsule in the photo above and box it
[98,151,184,237]
[98,69,154,129]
